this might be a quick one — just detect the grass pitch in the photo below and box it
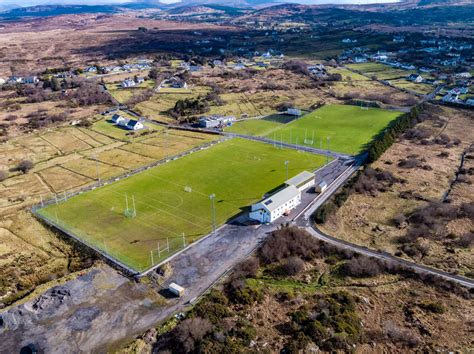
[263,104,401,155]
[36,138,326,272]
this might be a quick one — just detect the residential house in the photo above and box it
[24,76,39,84]
[408,74,424,83]
[111,114,127,125]
[393,35,405,43]
[455,72,472,79]
[125,120,144,131]
[85,66,97,73]
[121,79,136,88]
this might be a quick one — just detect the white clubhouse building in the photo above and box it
[249,171,316,223]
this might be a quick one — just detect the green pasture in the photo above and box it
[36,138,326,272]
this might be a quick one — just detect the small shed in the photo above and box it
[316,181,328,193]
[169,282,185,297]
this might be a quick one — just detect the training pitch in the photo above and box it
[264,104,401,155]
[36,138,326,273]
[228,104,400,155]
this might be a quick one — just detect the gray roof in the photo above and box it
[286,171,315,188]
[258,185,300,212]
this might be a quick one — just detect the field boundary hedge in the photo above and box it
[313,103,425,224]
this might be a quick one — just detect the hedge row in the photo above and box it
[367,104,424,163]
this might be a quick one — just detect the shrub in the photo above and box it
[418,302,445,314]
[170,317,213,353]
[259,226,320,264]
[192,301,233,324]
[0,170,7,181]
[234,257,259,278]
[226,278,263,305]
[15,160,34,173]
[341,257,383,277]
[282,256,305,276]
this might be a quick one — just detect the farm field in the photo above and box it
[389,79,434,95]
[346,62,417,80]
[225,115,295,136]
[91,113,164,141]
[135,87,210,123]
[35,138,326,272]
[262,104,401,155]
[107,80,155,104]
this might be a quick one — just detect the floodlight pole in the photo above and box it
[40,195,44,207]
[132,195,137,217]
[182,232,186,247]
[284,160,289,181]
[326,136,330,164]
[157,241,160,257]
[125,193,129,213]
[167,237,170,252]
[150,250,154,266]
[209,193,216,233]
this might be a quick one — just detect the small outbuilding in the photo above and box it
[315,181,328,193]
[169,282,185,297]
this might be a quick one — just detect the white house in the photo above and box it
[285,171,315,192]
[0,78,5,86]
[125,120,144,131]
[455,72,472,79]
[286,108,302,116]
[249,185,301,223]
[408,74,423,83]
[24,76,39,84]
[121,79,136,88]
[111,114,127,125]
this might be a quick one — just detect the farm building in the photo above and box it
[199,115,235,128]
[285,171,315,192]
[249,185,301,223]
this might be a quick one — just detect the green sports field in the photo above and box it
[225,115,295,136]
[263,104,401,155]
[36,138,326,272]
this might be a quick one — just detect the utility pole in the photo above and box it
[284,160,289,181]
[209,193,216,233]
